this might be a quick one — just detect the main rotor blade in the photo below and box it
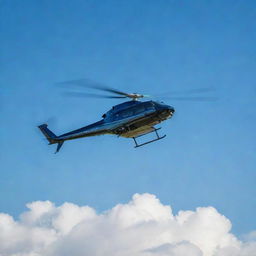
[58,79,103,88]
[62,91,127,99]
[154,87,216,97]
[174,87,215,94]
[58,79,131,97]
[92,85,131,97]
[162,96,218,101]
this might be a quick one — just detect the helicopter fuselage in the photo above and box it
[38,100,174,152]
[58,100,174,139]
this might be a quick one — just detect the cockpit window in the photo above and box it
[121,109,134,118]
[112,102,155,121]
[144,102,155,110]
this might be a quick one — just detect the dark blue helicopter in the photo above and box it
[38,80,215,153]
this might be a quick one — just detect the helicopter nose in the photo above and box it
[168,106,175,112]
[159,105,175,119]
[165,105,175,114]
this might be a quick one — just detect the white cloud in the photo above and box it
[0,193,255,256]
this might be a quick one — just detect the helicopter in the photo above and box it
[38,80,215,153]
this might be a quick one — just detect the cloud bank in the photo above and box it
[0,193,255,256]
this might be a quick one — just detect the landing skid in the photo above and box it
[132,128,166,148]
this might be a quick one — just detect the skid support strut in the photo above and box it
[132,128,166,148]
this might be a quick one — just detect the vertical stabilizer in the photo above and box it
[38,124,57,144]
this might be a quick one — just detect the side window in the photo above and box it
[114,110,132,120]
[121,109,133,118]
[114,113,121,121]
[133,105,145,115]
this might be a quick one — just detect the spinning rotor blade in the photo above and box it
[58,79,216,101]
[91,85,131,97]
[58,79,131,98]
[63,91,127,99]
[151,87,217,101]
[170,87,215,94]
[162,96,218,101]
[153,87,215,97]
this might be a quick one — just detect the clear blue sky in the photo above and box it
[1,0,255,236]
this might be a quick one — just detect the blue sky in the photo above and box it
[1,0,256,237]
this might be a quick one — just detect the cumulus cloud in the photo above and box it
[0,193,255,256]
